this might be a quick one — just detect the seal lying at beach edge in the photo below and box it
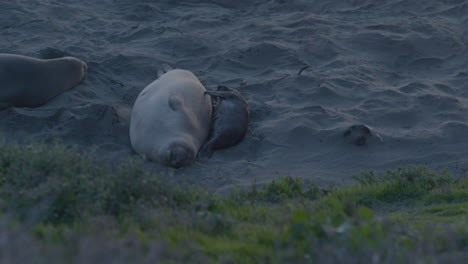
[130,69,212,168]
[0,54,87,109]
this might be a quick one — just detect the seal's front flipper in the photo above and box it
[157,63,174,78]
[162,64,173,73]
[168,95,184,112]
[111,105,132,126]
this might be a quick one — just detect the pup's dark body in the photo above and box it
[199,86,249,157]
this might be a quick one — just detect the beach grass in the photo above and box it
[0,141,466,263]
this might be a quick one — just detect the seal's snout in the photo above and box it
[168,145,195,168]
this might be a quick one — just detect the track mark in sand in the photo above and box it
[297,65,309,75]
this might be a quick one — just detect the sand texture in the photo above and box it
[1,0,468,191]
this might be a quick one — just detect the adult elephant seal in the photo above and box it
[198,85,249,158]
[0,54,87,109]
[130,69,212,168]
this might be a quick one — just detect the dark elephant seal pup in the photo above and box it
[0,54,87,109]
[130,69,212,168]
[343,124,383,146]
[198,85,249,158]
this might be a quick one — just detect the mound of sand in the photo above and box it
[1,0,467,191]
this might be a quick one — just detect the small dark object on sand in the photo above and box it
[198,86,249,158]
[344,124,383,146]
[297,65,309,75]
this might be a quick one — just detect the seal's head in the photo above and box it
[62,56,88,81]
[162,142,196,168]
[51,56,88,88]
[205,86,247,107]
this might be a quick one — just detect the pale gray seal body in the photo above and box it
[0,54,87,109]
[198,85,249,158]
[129,69,212,168]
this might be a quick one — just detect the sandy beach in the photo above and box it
[1,0,468,192]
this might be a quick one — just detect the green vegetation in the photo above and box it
[0,142,467,263]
